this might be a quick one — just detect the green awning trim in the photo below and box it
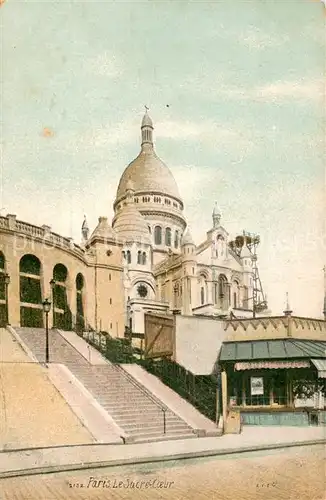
[311,358,326,378]
[220,339,326,362]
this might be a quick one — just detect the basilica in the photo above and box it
[0,111,266,335]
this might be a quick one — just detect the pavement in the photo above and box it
[1,445,324,500]
[0,329,94,450]
[0,425,325,478]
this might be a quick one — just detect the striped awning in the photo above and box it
[234,360,311,371]
[311,359,326,378]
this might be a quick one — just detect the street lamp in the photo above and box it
[4,273,10,325]
[42,298,51,364]
[50,279,56,328]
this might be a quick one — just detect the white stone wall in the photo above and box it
[174,315,227,375]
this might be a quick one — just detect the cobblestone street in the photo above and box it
[0,444,325,500]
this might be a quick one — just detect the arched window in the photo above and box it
[174,231,179,249]
[137,251,142,264]
[165,227,172,247]
[200,287,205,305]
[0,252,5,270]
[142,252,147,265]
[122,251,125,260]
[52,263,72,330]
[19,255,43,328]
[20,254,41,276]
[233,280,239,309]
[126,250,131,264]
[154,226,162,245]
[218,274,228,309]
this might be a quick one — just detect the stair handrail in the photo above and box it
[71,323,168,434]
[113,364,168,434]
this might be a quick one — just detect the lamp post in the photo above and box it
[4,273,10,325]
[42,298,51,364]
[50,279,56,328]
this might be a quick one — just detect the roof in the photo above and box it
[141,111,153,128]
[116,148,181,202]
[181,228,194,246]
[113,201,151,245]
[219,339,326,362]
[89,217,116,241]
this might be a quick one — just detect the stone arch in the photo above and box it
[19,254,43,327]
[52,263,72,330]
[198,272,208,306]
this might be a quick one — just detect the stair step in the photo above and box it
[129,430,196,440]
[121,422,190,431]
[13,327,196,443]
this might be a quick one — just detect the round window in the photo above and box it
[137,284,148,298]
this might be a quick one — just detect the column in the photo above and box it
[221,370,228,424]
[6,257,20,327]
[42,264,54,328]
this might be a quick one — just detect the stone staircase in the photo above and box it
[13,328,196,443]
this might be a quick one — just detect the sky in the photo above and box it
[0,0,325,317]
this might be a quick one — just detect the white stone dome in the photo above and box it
[113,201,151,245]
[116,150,181,202]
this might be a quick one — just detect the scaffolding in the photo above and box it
[229,231,268,318]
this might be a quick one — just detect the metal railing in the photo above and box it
[140,357,217,422]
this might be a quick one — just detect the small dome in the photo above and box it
[182,229,195,246]
[113,204,151,245]
[90,217,116,240]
